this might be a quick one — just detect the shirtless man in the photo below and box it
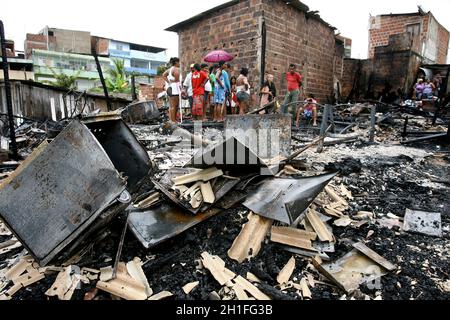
[236,68,251,114]
[163,57,181,122]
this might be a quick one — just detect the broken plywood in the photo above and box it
[182,281,200,295]
[96,263,147,300]
[306,210,334,242]
[201,252,236,286]
[45,266,80,300]
[228,213,273,263]
[270,226,316,251]
[233,276,271,300]
[200,182,215,204]
[277,256,296,285]
[126,257,153,297]
[172,167,223,186]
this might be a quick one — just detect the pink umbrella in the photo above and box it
[203,50,234,63]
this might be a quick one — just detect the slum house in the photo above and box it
[166,0,347,104]
[0,80,131,133]
[341,8,450,101]
[0,40,34,81]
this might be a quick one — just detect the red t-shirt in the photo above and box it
[286,72,302,92]
[192,71,208,96]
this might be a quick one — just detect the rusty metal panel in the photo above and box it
[225,114,292,159]
[0,121,126,266]
[243,172,338,225]
[128,203,220,249]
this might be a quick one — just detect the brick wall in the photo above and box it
[341,33,422,101]
[175,0,343,105]
[437,24,450,64]
[177,0,262,87]
[262,0,339,102]
[139,76,166,107]
[24,33,56,58]
[368,14,426,59]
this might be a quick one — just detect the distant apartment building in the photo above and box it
[0,40,34,81]
[24,27,168,90]
[92,36,168,83]
[368,8,449,64]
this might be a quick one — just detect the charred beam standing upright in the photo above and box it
[0,20,18,160]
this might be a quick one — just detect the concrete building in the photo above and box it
[25,27,168,89]
[166,0,347,103]
[368,8,449,64]
[0,40,34,81]
[92,36,168,83]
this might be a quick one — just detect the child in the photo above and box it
[296,94,318,127]
[191,64,209,120]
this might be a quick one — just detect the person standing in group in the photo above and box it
[221,62,231,120]
[413,78,425,100]
[236,68,251,115]
[423,79,436,99]
[162,57,181,122]
[260,73,277,109]
[281,64,303,119]
[183,64,195,110]
[213,61,226,122]
[191,64,209,121]
[296,94,318,128]
[202,64,211,121]
[208,65,217,120]
[230,76,238,115]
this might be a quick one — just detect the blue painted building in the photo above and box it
[107,39,168,81]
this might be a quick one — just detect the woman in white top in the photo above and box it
[163,57,181,122]
[236,67,251,114]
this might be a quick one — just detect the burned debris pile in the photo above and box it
[0,101,449,301]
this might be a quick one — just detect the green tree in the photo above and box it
[105,58,131,94]
[43,67,80,91]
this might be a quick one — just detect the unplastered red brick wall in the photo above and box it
[368,14,427,59]
[437,24,450,64]
[262,0,338,102]
[139,76,166,107]
[177,0,263,92]
[176,0,343,104]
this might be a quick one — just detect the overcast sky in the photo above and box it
[2,0,450,61]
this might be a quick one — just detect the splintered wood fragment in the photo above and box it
[323,207,343,218]
[200,182,215,204]
[96,263,147,300]
[99,266,113,282]
[148,291,173,300]
[0,241,22,256]
[271,227,316,251]
[172,167,223,186]
[182,281,200,295]
[272,226,317,241]
[14,271,45,288]
[182,182,202,199]
[300,278,312,299]
[352,242,397,271]
[325,186,348,206]
[136,192,160,209]
[5,258,32,281]
[306,211,334,242]
[201,252,236,286]
[233,276,271,300]
[228,213,272,263]
[189,190,203,209]
[5,283,21,297]
[277,256,296,285]
[126,257,153,297]
[232,282,250,300]
[246,272,261,283]
[45,267,73,300]
[333,216,353,227]
[340,184,354,200]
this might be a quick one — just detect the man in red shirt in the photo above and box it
[281,64,303,118]
[191,64,209,120]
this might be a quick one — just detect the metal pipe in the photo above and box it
[401,132,447,145]
[0,21,18,159]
